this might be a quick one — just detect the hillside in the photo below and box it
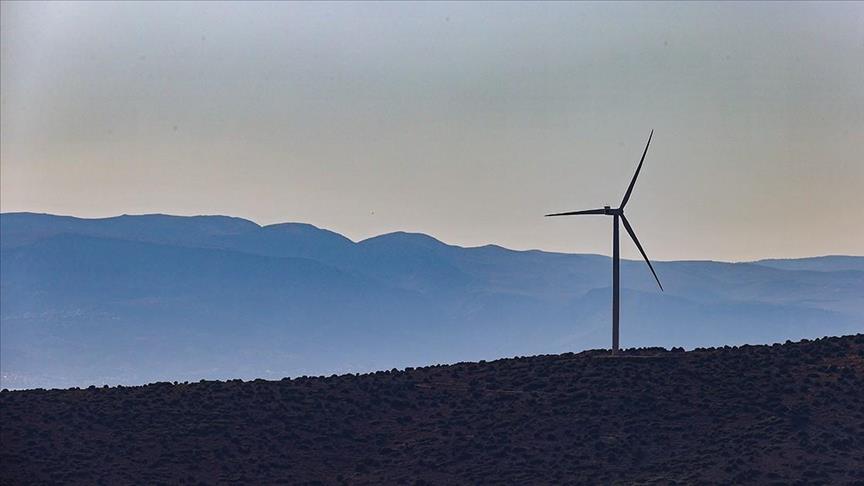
[2,212,863,389]
[2,335,863,484]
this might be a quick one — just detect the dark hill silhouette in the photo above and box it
[1,335,862,484]
[1,212,862,388]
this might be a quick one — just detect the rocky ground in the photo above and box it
[2,335,863,484]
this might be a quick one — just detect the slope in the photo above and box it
[1,335,862,484]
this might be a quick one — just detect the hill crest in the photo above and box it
[2,334,862,484]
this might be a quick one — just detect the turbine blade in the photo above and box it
[545,208,607,217]
[620,215,663,291]
[620,130,653,208]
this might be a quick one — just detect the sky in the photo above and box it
[1,1,862,261]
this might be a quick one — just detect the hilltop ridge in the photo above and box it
[2,335,863,483]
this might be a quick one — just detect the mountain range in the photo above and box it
[1,212,862,389]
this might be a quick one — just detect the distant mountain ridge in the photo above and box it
[2,212,862,389]
[3,212,860,266]
[751,255,864,272]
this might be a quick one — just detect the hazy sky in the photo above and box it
[2,1,862,261]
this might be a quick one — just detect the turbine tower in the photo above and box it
[546,130,663,355]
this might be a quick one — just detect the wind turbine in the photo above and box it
[546,130,663,355]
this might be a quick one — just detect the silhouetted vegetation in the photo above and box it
[1,335,863,483]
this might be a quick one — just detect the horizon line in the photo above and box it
[2,210,862,264]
